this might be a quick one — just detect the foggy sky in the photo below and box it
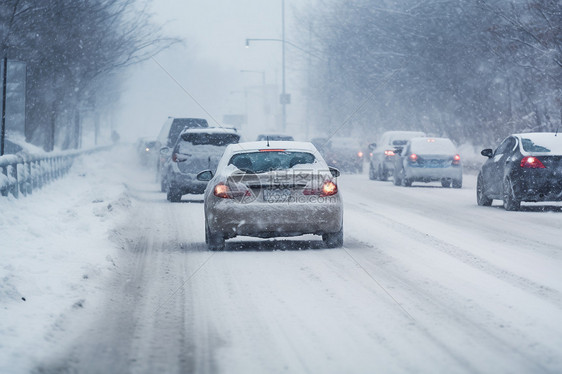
[116,0,311,142]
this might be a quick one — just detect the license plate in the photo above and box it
[263,188,291,203]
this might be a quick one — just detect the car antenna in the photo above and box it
[555,123,559,136]
[266,136,270,147]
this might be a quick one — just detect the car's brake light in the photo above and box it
[172,153,178,162]
[452,154,461,165]
[520,156,545,168]
[409,153,418,162]
[214,183,232,198]
[321,181,338,196]
[358,151,364,158]
[259,149,286,152]
[384,150,395,156]
[303,181,338,197]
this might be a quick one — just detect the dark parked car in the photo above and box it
[156,117,209,191]
[369,130,425,180]
[161,127,240,202]
[477,132,562,211]
[393,137,462,188]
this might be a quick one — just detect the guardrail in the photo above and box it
[0,146,110,198]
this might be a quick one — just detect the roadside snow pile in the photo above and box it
[0,146,133,373]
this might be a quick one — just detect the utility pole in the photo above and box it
[1,56,7,156]
[281,0,286,132]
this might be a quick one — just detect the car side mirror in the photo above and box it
[329,167,341,178]
[160,147,171,156]
[175,153,189,162]
[197,170,214,181]
[368,142,376,151]
[481,149,493,158]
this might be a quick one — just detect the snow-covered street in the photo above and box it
[2,146,562,374]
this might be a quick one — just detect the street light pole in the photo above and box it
[281,0,286,132]
[1,56,7,156]
[244,0,289,132]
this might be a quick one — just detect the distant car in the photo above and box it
[477,132,562,211]
[256,134,294,141]
[393,137,462,188]
[135,138,159,167]
[161,127,240,202]
[196,141,343,250]
[323,137,364,173]
[157,117,209,191]
[369,130,426,180]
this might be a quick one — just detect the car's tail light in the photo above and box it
[409,153,418,162]
[358,151,364,158]
[303,181,338,197]
[172,153,179,162]
[452,154,461,165]
[321,181,338,196]
[214,183,232,198]
[384,150,395,156]
[520,156,545,169]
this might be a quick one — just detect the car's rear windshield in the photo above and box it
[520,135,562,153]
[410,138,456,154]
[168,118,208,145]
[180,133,240,146]
[228,151,315,173]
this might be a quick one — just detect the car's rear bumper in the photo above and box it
[514,172,562,202]
[405,166,462,181]
[207,198,343,239]
[169,173,208,194]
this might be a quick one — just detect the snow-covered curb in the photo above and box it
[0,147,133,373]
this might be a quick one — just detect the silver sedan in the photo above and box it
[197,141,343,250]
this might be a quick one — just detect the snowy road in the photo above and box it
[32,150,562,374]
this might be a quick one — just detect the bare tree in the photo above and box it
[1,0,178,150]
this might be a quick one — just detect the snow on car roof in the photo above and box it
[180,127,238,135]
[409,137,457,154]
[514,132,562,154]
[228,141,319,153]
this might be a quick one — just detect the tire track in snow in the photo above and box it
[345,197,562,310]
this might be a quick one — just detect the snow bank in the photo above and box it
[0,146,132,373]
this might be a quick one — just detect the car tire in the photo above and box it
[441,179,451,188]
[393,169,402,186]
[503,177,521,211]
[323,227,343,248]
[167,186,182,202]
[378,164,388,181]
[402,177,412,187]
[452,179,462,189]
[205,222,225,251]
[369,163,377,180]
[476,173,493,206]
